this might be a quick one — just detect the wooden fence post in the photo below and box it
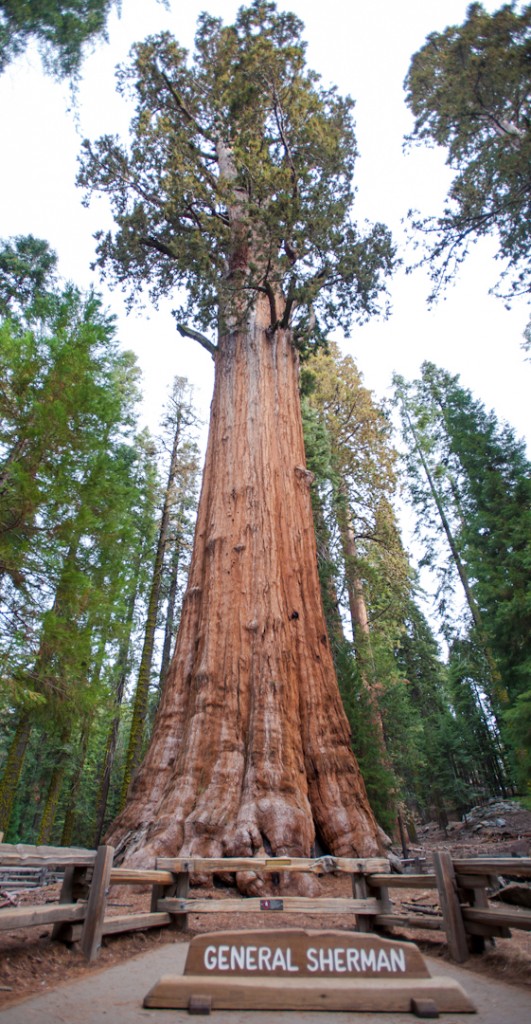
[51,863,89,942]
[153,869,190,931]
[352,873,373,933]
[433,850,469,963]
[80,844,114,962]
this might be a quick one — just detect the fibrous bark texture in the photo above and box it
[106,297,381,878]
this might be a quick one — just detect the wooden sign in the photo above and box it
[184,928,430,978]
[144,929,476,1015]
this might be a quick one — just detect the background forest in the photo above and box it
[0,0,530,847]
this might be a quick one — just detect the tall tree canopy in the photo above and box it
[79,0,395,877]
[301,345,412,832]
[404,2,531,299]
[78,0,394,342]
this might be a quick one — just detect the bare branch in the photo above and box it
[176,323,217,357]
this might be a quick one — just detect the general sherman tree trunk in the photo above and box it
[106,294,381,877]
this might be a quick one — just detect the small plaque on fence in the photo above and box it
[259,898,283,911]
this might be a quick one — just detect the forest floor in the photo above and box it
[1,799,530,1010]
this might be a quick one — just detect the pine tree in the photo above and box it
[121,377,200,804]
[0,259,147,838]
[395,602,482,823]
[393,362,529,788]
[301,344,412,833]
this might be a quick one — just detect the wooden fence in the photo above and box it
[1,843,530,963]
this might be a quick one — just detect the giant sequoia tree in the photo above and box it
[79,1,394,876]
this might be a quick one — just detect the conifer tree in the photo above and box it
[394,602,479,824]
[79,1,395,873]
[121,377,199,805]
[0,1,115,78]
[393,362,529,788]
[404,2,531,298]
[301,345,412,832]
[0,250,146,838]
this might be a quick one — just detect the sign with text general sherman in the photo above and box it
[184,928,430,978]
[144,928,476,1014]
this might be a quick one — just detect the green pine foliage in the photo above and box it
[393,361,530,793]
[395,603,479,823]
[301,345,415,832]
[404,2,531,298]
[333,641,398,836]
[0,235,167,841]
[0,1,116,78]
[0,235,58,317]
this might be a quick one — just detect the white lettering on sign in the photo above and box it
[203,942,407,975]
[203,944,299,973]
[390,948,407,972]
[306,946,406,974]
[258,947,271,971]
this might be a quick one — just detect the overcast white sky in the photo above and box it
[0,0,529,455]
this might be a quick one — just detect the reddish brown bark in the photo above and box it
[106,295,381,878]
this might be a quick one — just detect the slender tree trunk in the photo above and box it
[37,731,69,844]
[158,536,181,692]
[336,487,387,754]
[0,712,32,835]
[93,580,139,843]
[121,408,186,802]
[311,497,345,650]
[405,409,506,711]
[105,296,381,878]
[61,718,93,846]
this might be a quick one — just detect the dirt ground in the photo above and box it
[1,799,530,1011]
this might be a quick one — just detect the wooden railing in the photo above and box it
[1,843,530,963]
[367,851,531,962]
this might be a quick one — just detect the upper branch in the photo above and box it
[272,87,299,202]
[156,67,215,144]
[176,323,217,357]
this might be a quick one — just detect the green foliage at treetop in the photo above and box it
[78,0,395,350]
[0,235,58,317]
[404,2,531,299]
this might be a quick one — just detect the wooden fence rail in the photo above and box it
[1,843,530,963]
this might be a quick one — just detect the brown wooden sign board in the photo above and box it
[144,929,476,1015]
[184,928,429,978]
